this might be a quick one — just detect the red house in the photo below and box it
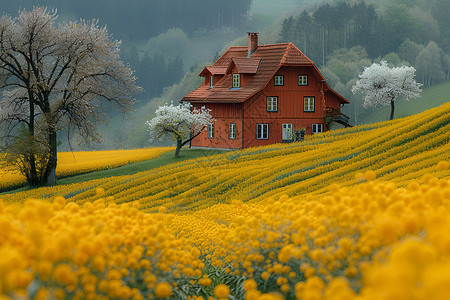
[181,33,351,149]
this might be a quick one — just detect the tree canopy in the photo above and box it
[0,7,140,186]
[352,61,422,120]
[146,102,214,157]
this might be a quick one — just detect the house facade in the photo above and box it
[181,33,351,149]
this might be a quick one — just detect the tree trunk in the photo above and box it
[389,99,395,120]
[27,155,41,186]
[175,138,182,157]
[43,131,57,185]
[27,93,40,186]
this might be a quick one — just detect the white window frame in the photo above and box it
[229,123,236,139]
[274,75,284,86]
[208,124,214,138]
[312,123,323,134]
[267,96,278,112]
[232,74,240,88]
[298,75,308,86]
[304,96,315,112]
[282,123,293,141]
[256,123,269,140]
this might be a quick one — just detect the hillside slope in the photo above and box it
[2,103,449,210]
[360,81,450,124]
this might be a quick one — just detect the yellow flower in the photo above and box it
[92,255,106,272]
[364,170,376,181]
[245,289,261,300]
[261,272,270,280]
[53,264,76,286]
[96,188,106,197]
[436,160,449,170]
[243,279,257,291]
[256,293,284,300]
[154,282,172,298]
[36,260,53,281]
[214,284,230,298]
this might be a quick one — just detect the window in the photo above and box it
[304,96,315,112]
[312,123,323,134]
[298,75,308,86]
[282,124,293,141]
[210,75,213,88]
[257,124,269,139]
[232,74,240,88]
[274,75,284,86]
[229,123,236,139]
[267,96,278,112]
[208,124,214,138]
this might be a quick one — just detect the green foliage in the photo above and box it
[398,39,424,66]
[280,2,378,66]
[415,41,447,87]
[382,52,402,67]
[279,0,449,67]
[380,3,422,50]
[144,28,192,59]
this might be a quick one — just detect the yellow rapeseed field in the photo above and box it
[0,104,449,299]
[0,147,174,190]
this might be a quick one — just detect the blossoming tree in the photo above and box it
[0,7,140,186]
[146,102,214,157]
[352,61,422,120]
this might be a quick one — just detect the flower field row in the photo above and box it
[2,103,448,211]
[0,168,449,299]
[0,147,174,191]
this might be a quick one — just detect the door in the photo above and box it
[282,123,293,141]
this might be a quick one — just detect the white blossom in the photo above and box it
[146,102,214,156]
[352,61,422,110]
[0,7,140,185]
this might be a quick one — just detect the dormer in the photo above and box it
[199,66,227,88]
[226,57,261,89]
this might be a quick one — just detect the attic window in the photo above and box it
[232,74,240,88]
[210,75,213,88]
[274,75,284,86]
[298,75,308,86]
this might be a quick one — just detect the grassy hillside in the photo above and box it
[360,81,450,124]
[3,102,448,211]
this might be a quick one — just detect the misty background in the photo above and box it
[1,0,448,150]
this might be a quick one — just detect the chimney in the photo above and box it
[247,32,258,57]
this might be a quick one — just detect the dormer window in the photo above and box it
[232,74,240,88]
[210,75,213,88]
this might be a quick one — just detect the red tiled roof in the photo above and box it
[199,66,227,76]
[229,58,261,74]
[182,42,345,104]
[281,43,314,65]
